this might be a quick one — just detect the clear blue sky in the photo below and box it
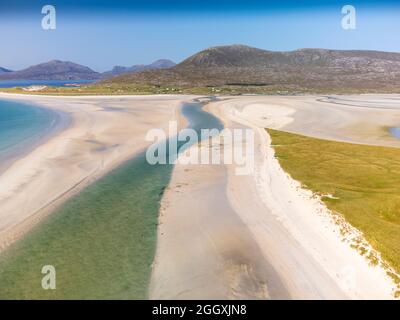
[0,0,399,72]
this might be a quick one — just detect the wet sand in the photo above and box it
[0,93,196,252]
[153,94,400,299]
[1,93,399,299]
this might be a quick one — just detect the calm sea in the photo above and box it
[0,79,95,88]
[0,99,69,170]
[0,102,224,299]
[389,127,400,139]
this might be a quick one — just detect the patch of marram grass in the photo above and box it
[267,129,400,295]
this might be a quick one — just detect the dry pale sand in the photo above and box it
[150,160,289,299]
[2,93,399,299]
[223,94,400,147]
[153,94,400,300]
[0,93,196,251]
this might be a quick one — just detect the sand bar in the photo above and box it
[153,95,400,299]
[1,93,399,299]
[0,93,196,251]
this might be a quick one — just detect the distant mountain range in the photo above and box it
[0,60,101,80]
[102,59,176,77]
[0,67,12,74]
[2,45,400,91]
[0,59,176,81]
[103,44,400,91]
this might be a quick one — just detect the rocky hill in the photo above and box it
[0,60,101,80]
[0,67,12,74]
[102,59,175,77]
[103,44,400,91]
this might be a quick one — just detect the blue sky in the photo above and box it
[0,0,399,72]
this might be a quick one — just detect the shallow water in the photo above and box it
[0,102,223,299]
[389,127,400,139]
[0,99,68,171]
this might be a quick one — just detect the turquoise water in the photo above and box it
[0,80,95,88]
[389,127,400,139]
[0,99,68,170]
[0,102,223,299]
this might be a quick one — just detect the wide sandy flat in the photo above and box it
[2,93,399,299]
[0,93,196,251]
[153,94,400,299]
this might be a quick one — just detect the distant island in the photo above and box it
[0,60,100,81]
[2,44,400,94]
[0,67,13,74]
[102,59,176,77]
[0,59,176,81]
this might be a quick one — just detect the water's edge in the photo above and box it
[389,127,400,139]
[0,98,71,174]
[0,80,95,88]
[0,100,223,299]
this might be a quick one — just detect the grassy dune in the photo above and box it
[268,129,400,286]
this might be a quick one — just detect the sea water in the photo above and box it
[0,102,223,299]
[0,99,68,170]
[389,127,400,139]
[0,79,95,88]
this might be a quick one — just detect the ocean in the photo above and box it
[389,127,400,139]
[0,80,95,88]
[0,102,224,299]
[0,99,69,171]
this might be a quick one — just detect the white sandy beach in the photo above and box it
[152,94,400,299]
[0,93,195,251]
[1,93,400,299]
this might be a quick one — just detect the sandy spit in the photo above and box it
[152,95,400,299]
[0,93,197,252]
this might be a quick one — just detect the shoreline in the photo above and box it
[0,98,72,175]
[150,103,291,299]
[154,94,399,299]
[211,96,399,298]
[0,93,196,253]
[1,93,399,298]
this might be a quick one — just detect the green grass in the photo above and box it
[2,83,398,96]
[0,153,173,299]
[268,129,400,284]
